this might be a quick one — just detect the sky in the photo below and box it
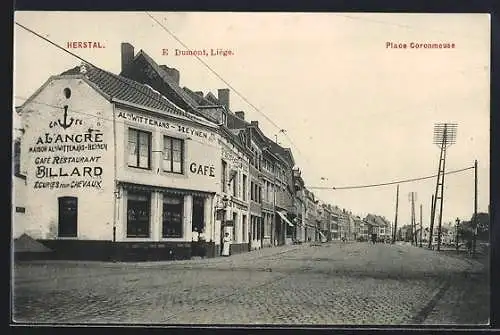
[13,12,490,226]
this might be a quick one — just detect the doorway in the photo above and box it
[58,196,78,237]
[192,197,205,233]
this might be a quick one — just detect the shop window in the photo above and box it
[58,196,78,237]
[128,128,151,169]
[163,136,184,174]
[127,192,151,238]
[162,195,183,238]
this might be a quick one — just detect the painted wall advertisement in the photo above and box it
[28,105,108,190]
[221,144,248,173]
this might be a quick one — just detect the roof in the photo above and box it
[227,112,248,129]
[127,50,201,111]
[182,87,216,106]
[364,214,381,226]
[60,64,197,121]
[364,214,391,227]
[220,126,251,156]
[265,137,295,167]
[121,50,239,128]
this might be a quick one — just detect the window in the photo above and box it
[162,195,184,238]
[242,174,247,201]
[14,139,21,175]
[127,192,150,238]
[286,218,294,237]
[266,181,270,202]
[222,160,227,193]
[163,136,184,173]
[232,171,238,197]
[58,197,78,237]
[221,112,227,126]
[233,212,238,242]
[242,214,247,242]
[128,128,151,169]
[250,181,254,201]
[264,214,271,236]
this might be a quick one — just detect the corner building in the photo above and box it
[17,64,220,261]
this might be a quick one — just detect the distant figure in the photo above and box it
[466,240,472,255]
[222,232,231,257]
[371,234,377,244]
[192,229,199,242]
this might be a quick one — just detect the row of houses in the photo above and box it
[398,222,458,246]
[12,42,393,261]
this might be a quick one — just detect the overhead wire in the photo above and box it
[14,21,199,123]
[15,94,475,195]
[14,95,221,150]
[16,17,311,177]
[306,166,474,190]
[145,12,305,157]
[14,19,477,210]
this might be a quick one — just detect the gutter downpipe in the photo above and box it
[111,100,118,262]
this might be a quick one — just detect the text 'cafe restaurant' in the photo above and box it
[17,64,223,261]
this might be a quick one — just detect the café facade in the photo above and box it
[17,63,221,260]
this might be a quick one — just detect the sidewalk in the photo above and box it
[14,241,316,269]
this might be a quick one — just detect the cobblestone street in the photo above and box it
[12,242,489,325]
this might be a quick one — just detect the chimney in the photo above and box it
[235,111,245,120]
[160,65,180,85]
[121,43,134,73]
[218,88,230,109]
[195,91,204,97]
[251,120,259,127]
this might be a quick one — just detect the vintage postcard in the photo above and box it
[12,12,490,326]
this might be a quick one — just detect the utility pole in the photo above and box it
[455,217,460,253]
[419,204,423,247]
[408,192,417,246]
[392,184,399,244]
[413,195,417,246]
[428,194,435,249]
[473,159,478,256]
[432,123,457,252]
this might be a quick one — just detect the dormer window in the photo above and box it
[220,112,227,126]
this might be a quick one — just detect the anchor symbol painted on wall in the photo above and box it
[58,105,74,129]
[49,105,83,129]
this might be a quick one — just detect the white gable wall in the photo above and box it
[18,77,115,240]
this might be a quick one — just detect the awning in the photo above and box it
[119,182,214,198]
[319,231,327,239]
[277,211,294,227]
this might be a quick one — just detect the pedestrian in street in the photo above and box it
[222,232,231,257]
[466,239,472,256]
